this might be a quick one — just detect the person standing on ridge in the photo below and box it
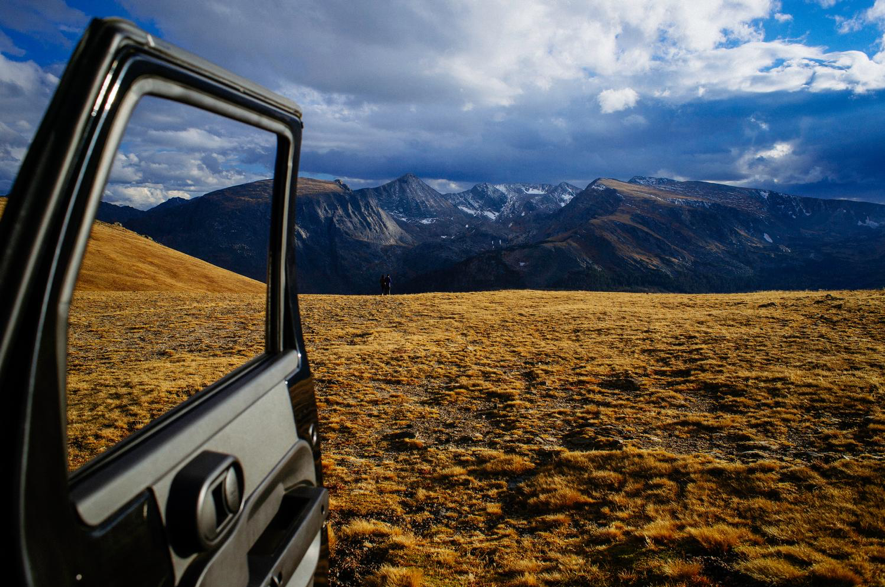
[379,274,386,295]
[384,274,392,295]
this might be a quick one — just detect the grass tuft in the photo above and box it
[688,524,757,554]
[366,565,423,587]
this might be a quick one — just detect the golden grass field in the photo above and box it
[6,198,883,585]
[64,287,885,585]
[301,290,885,587]
[65,221,266,469]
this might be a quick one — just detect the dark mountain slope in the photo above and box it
[294,183,415,294]
[357,173,462,223]
[121,177,420,293]
[97,201,145,224]
[125,179,276,281]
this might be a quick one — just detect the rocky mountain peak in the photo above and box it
[396,173,424,185]
[357,173,459,222]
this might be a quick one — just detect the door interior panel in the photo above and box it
[71,351,302,526]
[2,18,326,587]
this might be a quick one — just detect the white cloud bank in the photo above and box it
[113,0,885,109]
[0,53,59,192]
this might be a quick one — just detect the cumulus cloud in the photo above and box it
[0,0,87,47]
[422,178,472,193]
[0,30,24,56]
[834,14,864,34]
[734,140,829,186]
[749,115,770,131]
[809,0,841,8]
[144,128,231,151]
[598,88,639,113]
[623,114,648,127]
[868,1,885,61]
[757,142,793,159]
[102,97,276,209]
[110,0,885,109]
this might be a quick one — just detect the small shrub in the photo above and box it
[641,519,680,543]
[480,454,535,475]
[662,558,703,581]
[528,488,595,510]
[341,519,401,539]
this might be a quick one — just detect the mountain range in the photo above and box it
[98,174,885,294]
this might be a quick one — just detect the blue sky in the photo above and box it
[2,0,885,207]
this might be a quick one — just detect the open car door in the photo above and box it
[0,18,327,587]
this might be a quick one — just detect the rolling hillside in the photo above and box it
[75,220,264,293]
[0,197,263,293]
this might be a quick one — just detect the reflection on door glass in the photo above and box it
[67,96,277,471]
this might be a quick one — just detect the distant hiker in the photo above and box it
[380,274,386,295]
[384,274,392,295]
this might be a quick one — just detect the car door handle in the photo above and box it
[167,451,246,556]
[247,485,329,587]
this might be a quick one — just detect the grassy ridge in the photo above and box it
[74,220,264,293]
[3,198,265,467]
[0,197,264,293]
[299,290,885,586]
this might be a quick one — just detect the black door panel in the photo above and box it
[1,18,325,587]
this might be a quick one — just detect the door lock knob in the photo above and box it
[223,466,242,514]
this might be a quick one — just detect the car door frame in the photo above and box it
[0,18,326,587]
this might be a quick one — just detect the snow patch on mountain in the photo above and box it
[668,198,711,209]
[445,182,580,223]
